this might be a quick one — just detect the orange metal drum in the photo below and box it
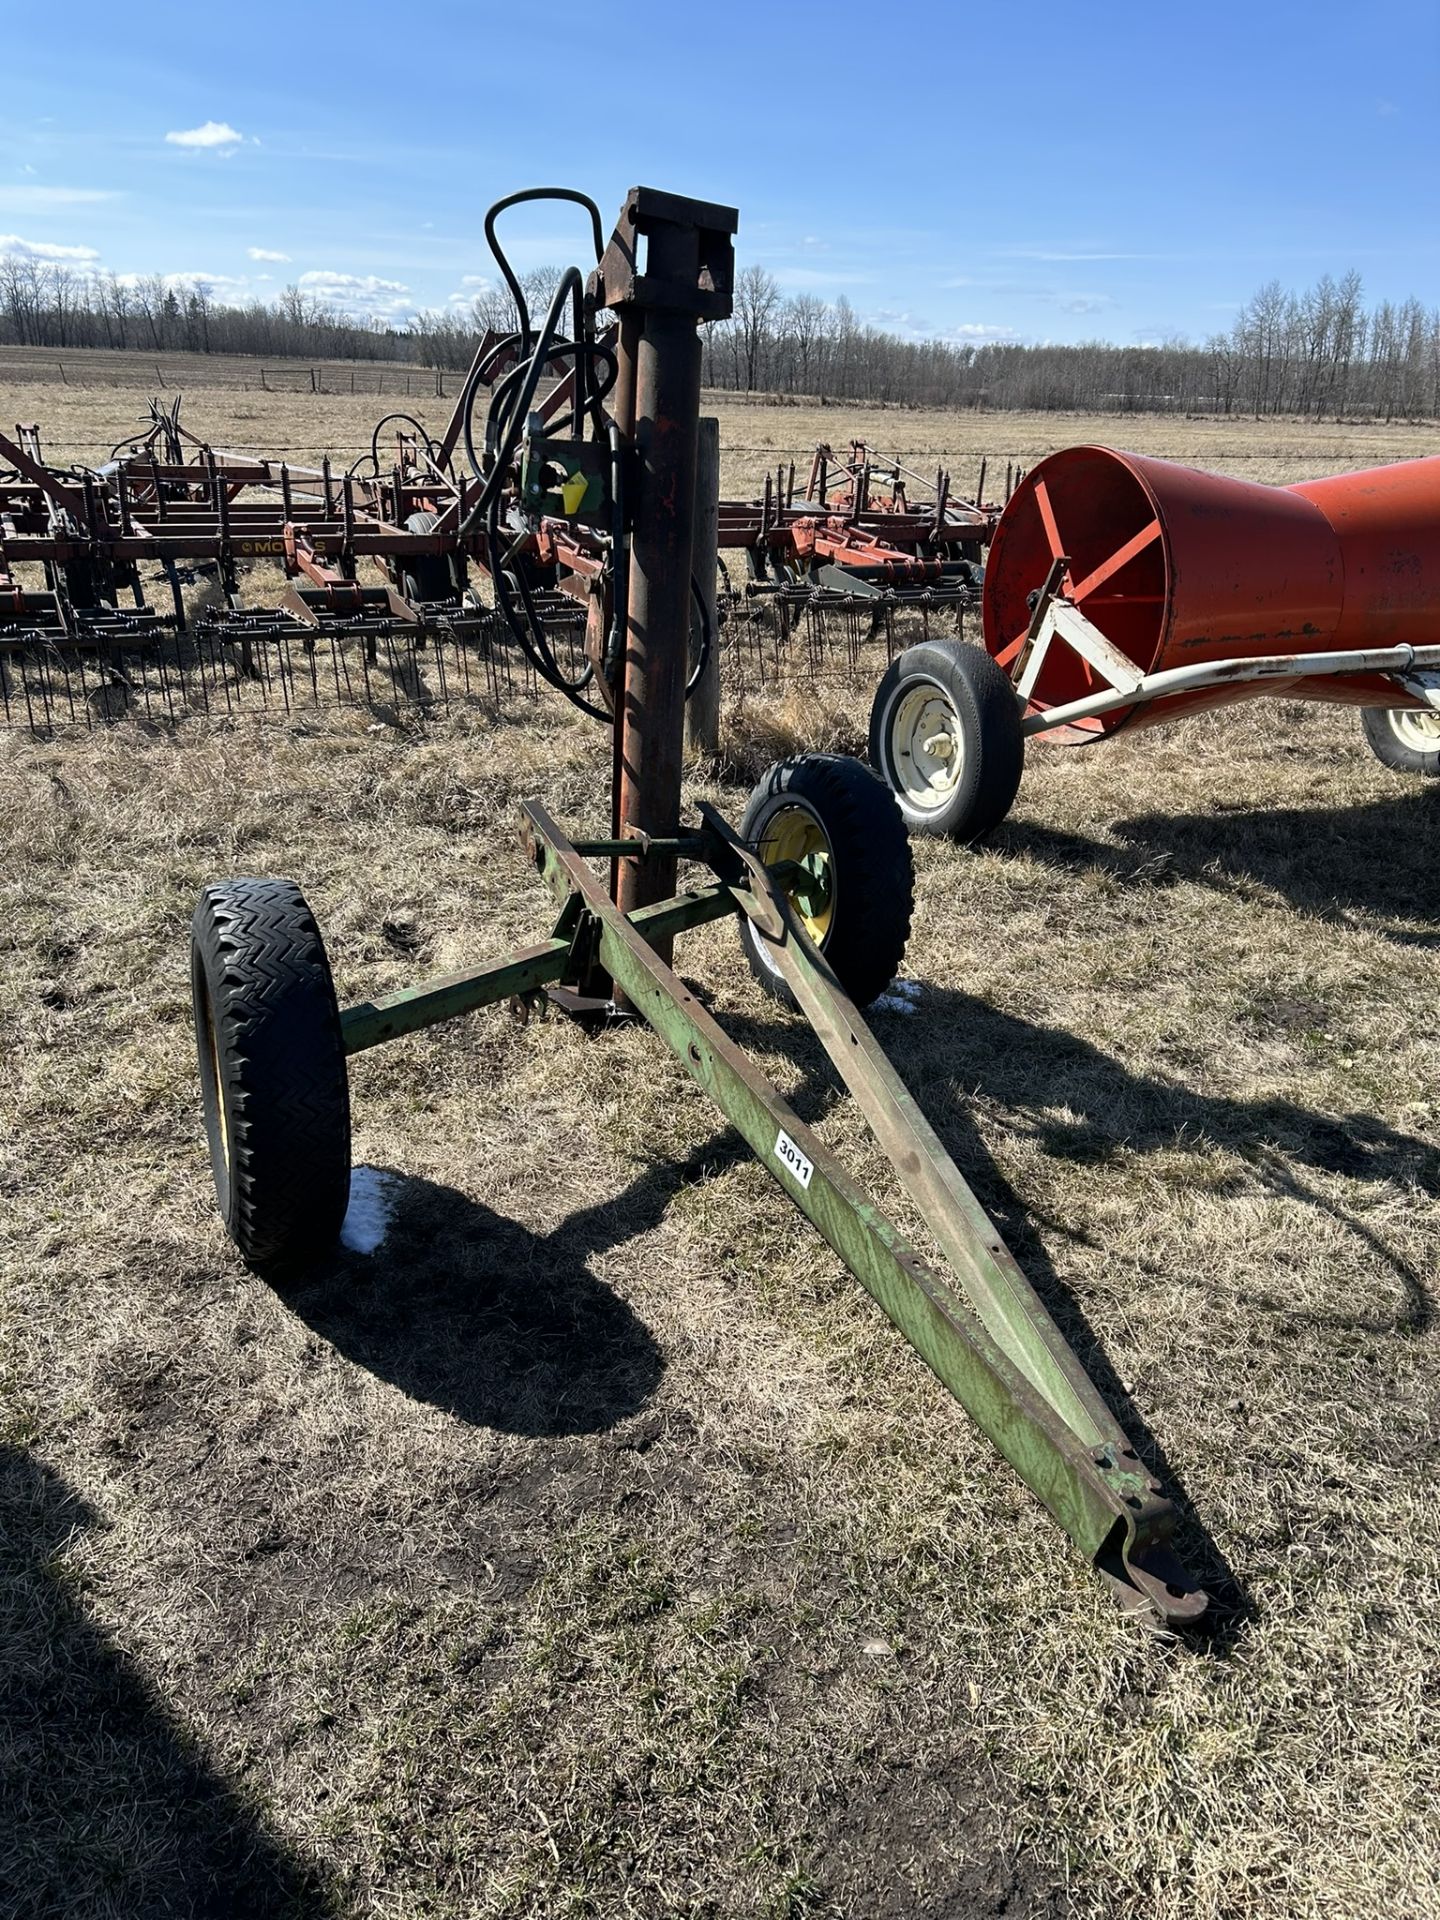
[982,446,1440,738]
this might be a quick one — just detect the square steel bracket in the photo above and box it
[589,185,737,321]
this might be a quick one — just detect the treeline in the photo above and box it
[0,258,572,369]
[0,258,414,362]
[3,252,1438,421]
[702,266,1440,420]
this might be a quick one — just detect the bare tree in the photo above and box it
[0,249,1433,425]
[734,265,781,392]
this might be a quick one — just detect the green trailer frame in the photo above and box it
[338,801,1209,1627]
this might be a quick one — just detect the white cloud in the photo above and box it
[112,269,250,295]
[945,322,1021,342]
[298,269,414,320]
[300,270,408,292]
[446,273,496,307]
[1004,249,1157,262]
[0,232,100,262]
[0,185,115,211]
[164,270,246,289]
[165,121,245,149]
[1045,293,1117,315]
[247,246,290,262]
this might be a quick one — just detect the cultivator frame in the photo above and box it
[718,440,995,627]
[1,332,1010,727]
[184,182,1211,1629]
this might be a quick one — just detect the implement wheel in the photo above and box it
[869,638,1024,841]
[739,754,913,1010]
[191,878,351,1272]
[1361,705,1440,777]
[399,510,455,605]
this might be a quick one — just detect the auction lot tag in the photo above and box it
[773,1128,814,1190]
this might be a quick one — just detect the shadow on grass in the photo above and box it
[277,1134,749,1440]
[999,786,1440,945]
[725,976,1440,1648]
[0,1445,329,1920]
[272,950,1435,1645]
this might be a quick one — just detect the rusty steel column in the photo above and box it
[591,189,736,965]
[607,306,640,866]
[616,305,703,940]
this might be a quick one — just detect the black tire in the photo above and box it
[1360,705,1440,777]
[739,754,913,1009]
[399,510,455,605]
[869,637,1024,840]
[191,878,351,1271]
[61,556,101,609]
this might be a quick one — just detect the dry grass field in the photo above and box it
[2,362,1439,1919]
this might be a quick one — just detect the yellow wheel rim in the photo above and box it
[201,982,231,1174]
[757,803,835,947]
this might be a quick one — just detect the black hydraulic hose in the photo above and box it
[484,482,604,712]
[484,276,581,466]
[482,187,605,355]
[369,410,443,469]
[458,187,625,723]
[460,267,582,531]
[467,338,617,492]
[488,535,610,724]
[686,575,711,699]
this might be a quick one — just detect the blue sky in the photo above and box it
[3,0,1437,346]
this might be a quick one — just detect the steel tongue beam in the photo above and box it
[522,800,1208,1626]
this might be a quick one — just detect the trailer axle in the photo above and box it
[325,800,1208,1627]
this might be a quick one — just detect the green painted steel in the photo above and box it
[523,802,1205,1618]
[340,939,572,1054]
[624,884,738,941]
[703,803,1122,1451]
[570,834,714,861]
[338,792,1205,1621]
[339,882,738,1056]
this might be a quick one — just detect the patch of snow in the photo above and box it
[340,1166,400,1254]
[872,978,924,1015]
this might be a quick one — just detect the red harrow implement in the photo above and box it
[0,345,1015,727]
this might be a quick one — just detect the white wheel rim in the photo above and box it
[886,678,964,811]
[1388,707,1440,751]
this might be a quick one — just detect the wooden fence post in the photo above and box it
[686,415,721,756]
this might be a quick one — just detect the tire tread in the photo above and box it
[739,754,913,1009]
[192,877,350,1270]
[870,637,1024,840]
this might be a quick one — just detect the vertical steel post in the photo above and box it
[590,189,736,961]
[607,307,640,864]
[615,306,702,946]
